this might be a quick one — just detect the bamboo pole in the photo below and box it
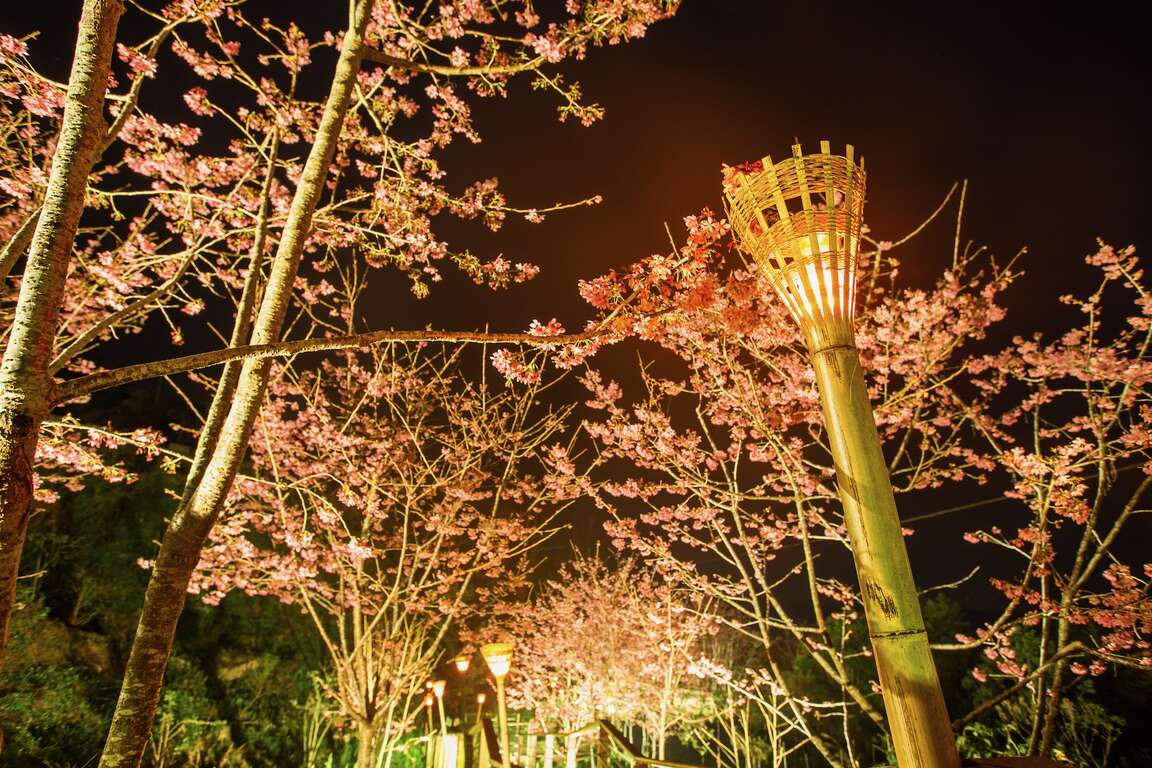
[810,344,958,767]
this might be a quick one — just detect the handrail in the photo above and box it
[595,720,706,768]
[471,717,705,768]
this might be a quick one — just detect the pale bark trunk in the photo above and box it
[0,0,123,664]
[97,3,374,766]
[358,720,379,768]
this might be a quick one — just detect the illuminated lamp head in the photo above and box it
[480,642,514,680]
[723,140,866,352]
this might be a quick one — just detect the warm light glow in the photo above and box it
[424,693,434,707]
[722,142,866,339]
[442,733,459,768]
[769,232,859,325]
[477,692,487,704]
[432,679,446,698]
[480,642,514,679]
[454,654,471,673]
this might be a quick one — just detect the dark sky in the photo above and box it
[400,0,1150,336]
[6,1,1146,332]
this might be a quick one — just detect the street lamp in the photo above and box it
[480,642,514,768]
[475,691,487,724]
[454,653,471,673]
[723,141,960,768]
[432,679,448,738]
[424,693,437,768]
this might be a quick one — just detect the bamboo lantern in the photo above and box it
[724,141,960,768]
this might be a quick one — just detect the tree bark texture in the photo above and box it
[358,720,379,768]
[809,344,960,768]
[97,3,374,766]
[0,0,123,664]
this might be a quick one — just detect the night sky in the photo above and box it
[4,2,1150,588]
[410,1,1151,336]
[6,2,1147,334]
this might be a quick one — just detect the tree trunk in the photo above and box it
[359,720,379,768]
[96,3,374,766]
[0,0,123,664]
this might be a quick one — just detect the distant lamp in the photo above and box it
[480,642,514,768]
[480,643,513,679]
[424,693,434,738]
[475,691,487,725]
[723,141,959,768]
[454,653,471,673]
[432,679,448,738]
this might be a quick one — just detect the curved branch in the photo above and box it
[951,642,1086,730]
[52,327,602,403]
[362,48,541,77]
[0,209,41,283]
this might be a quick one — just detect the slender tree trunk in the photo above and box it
[0,0,123,664]
[1037,618,1072,755]
[97,4,373,766]
[358,719,379,768]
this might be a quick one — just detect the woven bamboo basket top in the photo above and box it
[723,141,867,345]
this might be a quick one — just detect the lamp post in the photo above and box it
[432,679,448,738]
[454,654,472,674]
[424,692,437,768]
[480,642,514,768]
[723,141,960,768]
[476,691,487,724]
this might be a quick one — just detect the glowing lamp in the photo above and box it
[723,141,865,351]
[480,642,514,679]
[454,654,471,673]
[432,679,446,698]
[722,142,961,768]
[477,692,487,704]
[424,693,434,707]
[481,641,515,768]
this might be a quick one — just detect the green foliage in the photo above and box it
[216,653,313,767]
[0,597,112,767]
[7,463,327,767]
[0,664,108,767]
[149,656,236,767]
[24,456,175,642]
[957,694,1124,767]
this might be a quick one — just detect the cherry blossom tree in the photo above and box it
[942,242,1152,758]
[568,193,1014,764]
[567,177,1151,762]
[184,343,583,768]
[0,0,124,663]
[1,1,678,762]
[510,552,714,759]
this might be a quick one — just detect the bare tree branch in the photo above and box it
[53,326,602,403]
[362,48,540,77]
